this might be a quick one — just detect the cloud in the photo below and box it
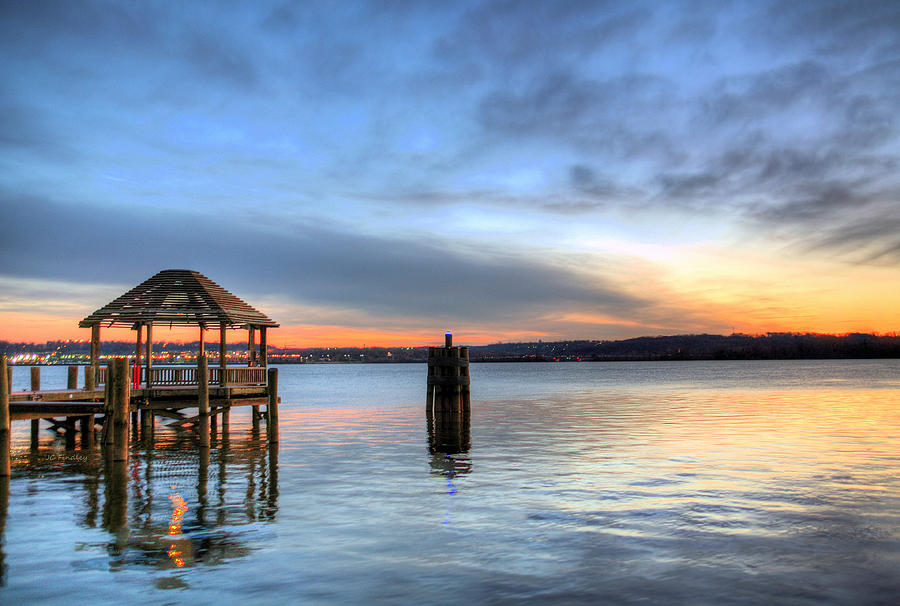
[0,193,649,326]
[183,33,260,91]
[478,71,681,160]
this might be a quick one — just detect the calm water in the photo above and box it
[2,360,899,605]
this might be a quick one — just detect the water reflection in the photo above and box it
[4,432,279,583]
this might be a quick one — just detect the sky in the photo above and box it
[1,0,898,347]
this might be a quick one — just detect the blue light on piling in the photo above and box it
[445,331,452,348]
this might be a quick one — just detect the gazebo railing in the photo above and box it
[210,367,267,386]
[97,365,267,387]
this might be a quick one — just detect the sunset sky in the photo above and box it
[1,0,898,347]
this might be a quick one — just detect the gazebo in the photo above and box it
[79,269,279,388]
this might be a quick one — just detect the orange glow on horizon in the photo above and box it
[1,243,896,349]
[0,308,897,348]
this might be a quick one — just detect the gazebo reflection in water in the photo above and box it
[86,432,277,575]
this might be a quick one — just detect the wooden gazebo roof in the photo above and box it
[79,269,279,329]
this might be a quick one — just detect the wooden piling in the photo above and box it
[426,337,470,417]
[81,415,95,449]
[252,405,260,434]
[140,409,151,442]
[32,364,44,446]
[64,417,77,449]
[426,347,435,414]
[67,365,78,390]
[84,365,95,392]
[111,358,130,461]
[1,356,10,477]
[5,365,10,395]
[198,356,210,448]
[101,363,113,445]
[222,406,230,442]
[267,368,279,443]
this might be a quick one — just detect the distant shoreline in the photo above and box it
[4,333,899,364]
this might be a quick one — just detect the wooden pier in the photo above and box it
[0,358,279,473]
[0,269,282,475]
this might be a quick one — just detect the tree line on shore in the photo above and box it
[2,332,899,363]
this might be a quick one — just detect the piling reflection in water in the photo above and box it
[427,406,470,455]
[427,396,472,479]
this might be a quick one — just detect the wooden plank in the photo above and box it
[9,389,104,402]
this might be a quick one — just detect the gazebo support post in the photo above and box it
[88,324,100,391]
[259,327,267,367]
[134,324,142,387]
[145,323,153,389]
[219,322,227,388]
[247,325,266,433]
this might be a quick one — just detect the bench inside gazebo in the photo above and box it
[79,269,279,391]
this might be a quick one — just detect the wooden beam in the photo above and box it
[155,409,187,421]
[248,326,256,367]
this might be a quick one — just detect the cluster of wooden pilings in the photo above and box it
[426,333,471,454]
[0,355,279,477]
